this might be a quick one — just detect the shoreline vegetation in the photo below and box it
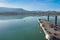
[0,11,60,16]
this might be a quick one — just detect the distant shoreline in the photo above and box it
[0,11,60,16]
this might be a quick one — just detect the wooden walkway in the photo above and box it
[38,19,60,40]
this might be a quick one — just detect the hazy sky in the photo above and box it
[0,0,60,11]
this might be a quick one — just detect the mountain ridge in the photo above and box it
[0,7,28,12]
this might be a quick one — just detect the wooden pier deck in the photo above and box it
[38,19,60,40]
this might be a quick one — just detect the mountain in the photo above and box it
[0,7,27,12]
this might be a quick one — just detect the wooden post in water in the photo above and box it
[48,14,49,21]
[55,16,57,27]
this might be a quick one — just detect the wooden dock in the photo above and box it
[38,19,60,40]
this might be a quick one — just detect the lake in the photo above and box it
[0,15,60,40]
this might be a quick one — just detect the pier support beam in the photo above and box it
[48,15,49,21]
[55,16,57,27]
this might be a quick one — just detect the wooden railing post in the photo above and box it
[55,16,57,27]
[48,14,49,21]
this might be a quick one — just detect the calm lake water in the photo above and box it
[0,15,60,40]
